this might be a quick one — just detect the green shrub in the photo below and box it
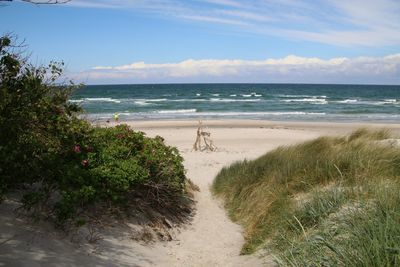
[0,35,88,196]
[53,125,186,221]
[0,36,188,224]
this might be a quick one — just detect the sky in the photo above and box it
[1,0,400,84]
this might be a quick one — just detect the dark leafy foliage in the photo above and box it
[0,36,187,223]
[54,125,186,221]
[0,35,88,196]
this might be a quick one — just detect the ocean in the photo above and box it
[70,84,400,122]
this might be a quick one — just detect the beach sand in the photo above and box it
[1,120,400,267]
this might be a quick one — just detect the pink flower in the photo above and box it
[81,159,89,168]
[74,144,81,153]
[116,133,125,139]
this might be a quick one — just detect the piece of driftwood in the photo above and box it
[192,121,217,151]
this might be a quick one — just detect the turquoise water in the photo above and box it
[71,84,400,122]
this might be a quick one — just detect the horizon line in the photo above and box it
[82,82,400,87]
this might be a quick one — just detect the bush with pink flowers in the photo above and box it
[53,125,186,222]
[0,36,188,224]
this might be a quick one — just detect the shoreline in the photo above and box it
[98,119,400,135]
[85,114,400,125]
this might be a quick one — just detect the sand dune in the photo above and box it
[1,120,399,266]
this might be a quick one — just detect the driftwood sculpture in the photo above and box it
[192,121,217,151]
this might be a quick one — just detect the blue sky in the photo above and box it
[1,0,400,84]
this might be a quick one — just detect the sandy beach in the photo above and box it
[1,120,400,267]
[3,0,399,264]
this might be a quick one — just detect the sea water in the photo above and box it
[70,83,400,122]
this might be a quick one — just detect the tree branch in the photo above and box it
[0,0,71,4]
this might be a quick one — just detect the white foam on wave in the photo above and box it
[169,99,208,102]
[230,94,237,97]
[134,100,153,106]
[335,99,398,105]
[84,97,121,103]
[196,93,201,96]
[211,93,220,96]
[160,98,262,102]
[336,99,358,104]
[281,98,327,104]
[156,109,197,114]
[210,98,261,102]
[251,92,262,97]
[69,99,84,103]
[145,98,168,102]
[373,100,399,105]
[241,93,263,97]
[278,94,327,98]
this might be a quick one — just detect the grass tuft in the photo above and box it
[212,129,400,265]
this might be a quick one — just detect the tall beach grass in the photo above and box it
[212,129,400,266]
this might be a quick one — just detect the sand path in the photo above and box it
[140,126,321,266]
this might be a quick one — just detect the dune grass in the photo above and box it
[212,129,400,266]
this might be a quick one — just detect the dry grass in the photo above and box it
[213,129,400,266]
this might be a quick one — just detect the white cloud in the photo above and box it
[70,54,400,84]
[217,10,275,22]
[180,15,248,26]
[201,0,244,8]
[65,0,400,47]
